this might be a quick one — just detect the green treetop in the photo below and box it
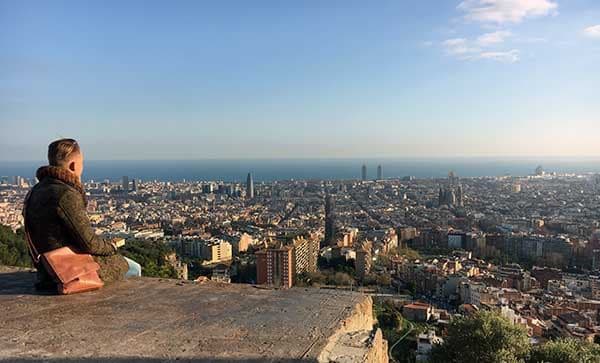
[430,310,530,363]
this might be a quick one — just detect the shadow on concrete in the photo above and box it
[0,359,317,363]
[0,271,44,295]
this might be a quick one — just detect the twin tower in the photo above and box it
[361,164,383,181]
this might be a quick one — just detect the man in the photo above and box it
[23,138,141,290]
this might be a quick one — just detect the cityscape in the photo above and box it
[2,164,600,361]
[2,0,600,361]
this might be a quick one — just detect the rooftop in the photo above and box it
[0,266,387,362]
[403,302,432,310]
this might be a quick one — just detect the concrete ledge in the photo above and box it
[0,267,387,362]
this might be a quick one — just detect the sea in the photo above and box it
[1,158,600,183]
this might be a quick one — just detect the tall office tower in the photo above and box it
[13,176,23,188]
[355,240,372,281]
[202,183,215,194]
[439,187,449,206]
[448,171,459,186]
[246,172,254,199]
[439,186,459,207]
[377,165,383,180]
[456,185,464,207]
[131,178,137,192]
[449,189,456,205]
[256,245,294,288]
[122,176,129,192]
[361,164,367,181]
[325,194,337,246]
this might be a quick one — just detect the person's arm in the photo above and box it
[57,189,117,256]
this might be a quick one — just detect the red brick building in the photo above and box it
[256,246,294,288]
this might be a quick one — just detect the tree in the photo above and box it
[376,274,391,286]
[375,301,401,330]
[430,311,530,363]
[0,225,32,267]
[328,272,354,286]
[318,255,356,277]
[303,270,327,285]
[362,273,391,287]
[375,253,391,268]
[231,259,256,284]
[388,247,421,260]
[528,338,600,363]
[120,240,178,278]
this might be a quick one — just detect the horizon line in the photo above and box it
[3,155,600,163]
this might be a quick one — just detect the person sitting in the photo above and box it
[23,138,141,291]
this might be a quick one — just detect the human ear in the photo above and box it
[69,161,76,172]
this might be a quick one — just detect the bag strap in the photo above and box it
[22,190,41,265]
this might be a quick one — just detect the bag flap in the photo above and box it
[60,271,104,294]
[43,247,100,284]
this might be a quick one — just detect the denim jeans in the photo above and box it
[124,257,142,278]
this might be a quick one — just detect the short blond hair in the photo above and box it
[48,138,80,166]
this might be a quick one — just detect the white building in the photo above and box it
[201,239,233,264]
[416,330,443,362]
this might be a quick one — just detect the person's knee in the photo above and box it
[131,260,142,277]
[124,257,142,278]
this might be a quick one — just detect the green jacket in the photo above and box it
[24,166,128,285]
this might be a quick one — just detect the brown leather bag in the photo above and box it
[23,191,104,294]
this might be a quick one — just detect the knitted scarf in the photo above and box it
[36,165,87,206]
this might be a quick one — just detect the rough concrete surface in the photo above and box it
[0,267,387,362]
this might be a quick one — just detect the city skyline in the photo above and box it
[2,2,600,357]
[2,0,600,160]
[3,158,600,184]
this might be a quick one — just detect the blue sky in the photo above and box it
[1,0,599,160]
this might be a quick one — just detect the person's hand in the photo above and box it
[109,240,119,250]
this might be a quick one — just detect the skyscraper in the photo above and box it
[246,172,254,199]
[122,176,129,192]
[456,185,464,207]
[325,194,337,246]
[448,171,459,186]
[377,165,383,180]
[361,164,367,181]
[439,186,462,207]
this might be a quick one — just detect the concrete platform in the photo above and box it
[0,267,387,362]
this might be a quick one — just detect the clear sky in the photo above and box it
[1,0,599,160]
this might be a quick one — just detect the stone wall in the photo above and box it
[318,296,389,363]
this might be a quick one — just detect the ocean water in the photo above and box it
[1,159,600,182]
